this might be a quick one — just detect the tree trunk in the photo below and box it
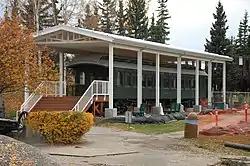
[0,93,5,118]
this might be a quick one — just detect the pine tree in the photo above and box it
[99,0,116,33]
[234,11,250,91]
[204,1,230,91]
[127,0,149,39]
[148,13,158,42]
[155,0,171,44]
[15,0,62,31]
[78,3,92,28]
[235,11,249,57]
[116,0,126,36]
[226,37,242,91]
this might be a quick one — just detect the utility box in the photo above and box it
[184,112,199,138]
[125,111,132,124]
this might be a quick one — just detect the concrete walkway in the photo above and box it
[33,127,223,166]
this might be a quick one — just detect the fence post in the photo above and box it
[245,108,248,122]
[215,109,218,126]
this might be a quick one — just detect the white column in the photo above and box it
[208,61,212,106]
[108,43,114,109]
[64,54,67,96]
[59,52,64,97]
[156,53,160,107]
[177,57,182,104]
[137,51,143,108]
[223,62,226,104]
[195,60,199,105]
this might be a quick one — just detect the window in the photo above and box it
[132,74,137,87]
[79,72,85,85]
[116,71,123,86]
[124,72,131,86]
[172,78,176,89]
[188,79,192,89]
[147,75,154,87]
[163,75,169,88]
[181,79,185,89]
[142,75,146,87]
[191,79,195,89]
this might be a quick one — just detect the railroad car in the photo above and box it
[67,55,208,113]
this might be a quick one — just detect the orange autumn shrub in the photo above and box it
[26,111,94,144]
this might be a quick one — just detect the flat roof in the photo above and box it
[35,25,233,63]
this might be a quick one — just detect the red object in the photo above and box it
[215,110,218,126]
[245,108,248,122]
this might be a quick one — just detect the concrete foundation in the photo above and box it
[104,108,117,118]
[207,105,213,109]
[193,105,202,112]
[224,103,229,110]
[151,107,162,116]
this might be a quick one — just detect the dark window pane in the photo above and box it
[132,74,137,87]
[147,75,153,87]
[181,79,185,89]
[124,72,131,86]
[116,71,121,86]
[188,79,192,89]
[192,79,195,89]
[142,75,146,87]
[163,76,169,88]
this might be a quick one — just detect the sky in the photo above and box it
[149,0,250,51]
[0,0,249,51]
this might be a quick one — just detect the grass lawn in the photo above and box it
[97,120,185,135]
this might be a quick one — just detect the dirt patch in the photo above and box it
[200,121,250,136]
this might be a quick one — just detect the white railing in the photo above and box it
[17,81,66,120]
[72,80,109,112]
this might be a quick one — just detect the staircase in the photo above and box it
[32,96,80,112]
[72,80,109,112]
[17,80,109,118]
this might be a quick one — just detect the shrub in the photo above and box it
[26,111,94,144]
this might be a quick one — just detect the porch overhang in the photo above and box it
[35,24,233,64]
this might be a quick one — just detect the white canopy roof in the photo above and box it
[35,25,233,63]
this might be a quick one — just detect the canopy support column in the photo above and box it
[223,62,227,110]
[177,57,182,104]
[137,50,143,108]
[156,53,160,107]
[59,52,64,97]
[208,61,212,108]
[194,60,201,112]
[108,43,114,109]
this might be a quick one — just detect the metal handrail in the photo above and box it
[72,80,109,112]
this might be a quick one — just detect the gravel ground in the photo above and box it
[0,134,60,166]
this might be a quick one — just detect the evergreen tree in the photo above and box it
[116,0,126,36]
[13,0,63,31]
[226,37,242,91]
[99,0,116,33]
[78,3,92,28]
[148,13,158,42]
[155,0,171,44]
[235,11,249,91]
[77,1,100,30]
[127,0,149,39]
[235,11,249,57]
[204,1,230,91]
